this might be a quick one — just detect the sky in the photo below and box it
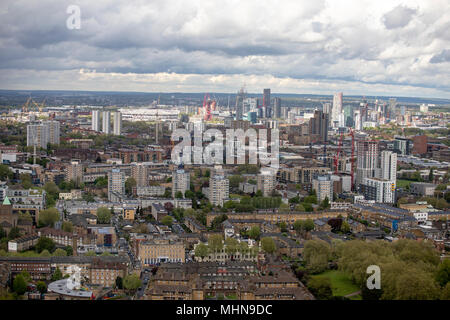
[0,0,449,98]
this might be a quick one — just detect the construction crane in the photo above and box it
[22,97,32,113]
[31,98,46,112]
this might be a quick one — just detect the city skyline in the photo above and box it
[0,0,449,99]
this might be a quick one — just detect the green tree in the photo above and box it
[248,226,261,240]
[195,243,209,260]
[64,246,73,256]
[115,276,123,289]
[307,277,333,300]
[123,274,141,292]
[20,173,32,189]
[441,283,450,300]
[161,215,173,227]
[303,240,331,274]
[289,196,300,204]
[38,207,60,227]
[0,164,13,181]
[208,234,224,254]
[96,207,111,224]
[7,227,21,240]
[35,237,56,253]
[175,191,184,199]
[44,181,59,196]
[36,281,47,294]
[51,267,63,281]
[320,197,330,209]
[436,259,450,287]
[53,248,67,256]
[211,214,228,230]
[341,221,351,233]
[224,237,239,256]
[13,275,27,295]
[261,237,276,254]
[61,221,73,233]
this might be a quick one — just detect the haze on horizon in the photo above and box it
[0,0,449,99]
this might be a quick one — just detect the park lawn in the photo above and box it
[396,179,412,188]
[311,270,360,298]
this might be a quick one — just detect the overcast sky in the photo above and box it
[0,0,449,98]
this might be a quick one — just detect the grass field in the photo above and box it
[311,270,361,300]
[396,179,412,188]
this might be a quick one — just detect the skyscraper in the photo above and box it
[235,88,245,120]
[172,169,190,198]
[66,159,83,185]
[102,111,111,134]
[108,168,125,200]
[263,89,271,117]
[113,111,122,135]
[312,175,333,202]
[209,174,229,206]
[274,97,281,118]
[257,169,277,197]
[132,163,149,188]
[43,120,60,145]
[309,110,329,143]
[379,151,397,183]
[91,110,101,132]
[331,92,343,128]
[389,98,397,119]
[356,140,379,188]
[27,123,50,149]
[322,103,332,114]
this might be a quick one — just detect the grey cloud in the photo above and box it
[0,0,448,96]
[430,49,450,63]
[382,5,417,29]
